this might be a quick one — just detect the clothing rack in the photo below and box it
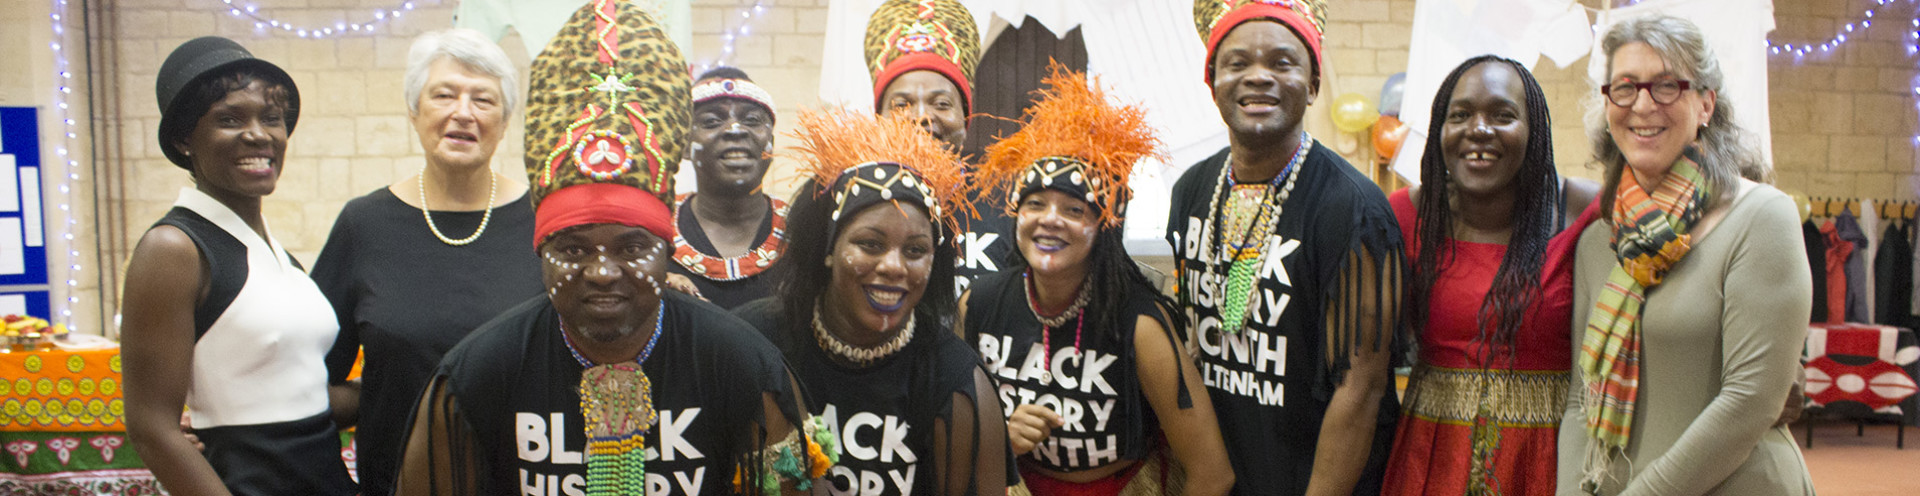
[1808,197,1919,221]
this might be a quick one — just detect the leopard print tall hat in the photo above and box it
[1195,0,1329,85]
[864,0,980,113]
[525,0,691,246]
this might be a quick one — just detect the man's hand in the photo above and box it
[1006,404,1063,455]
[1775,373,1806,428]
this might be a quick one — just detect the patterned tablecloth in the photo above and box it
[0,347,364,495]
[1804,323,1920,426]
[0,347,161,494]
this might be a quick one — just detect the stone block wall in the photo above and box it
[13,0,1918,330]
[1769,0,1920,200]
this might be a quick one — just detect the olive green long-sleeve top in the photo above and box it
[1557,184,1814,496]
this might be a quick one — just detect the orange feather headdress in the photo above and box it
[979,66,1162,229]
[786,108,975,240]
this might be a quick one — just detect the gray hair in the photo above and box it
[1591,15,1764,214]
[404,28,518,117]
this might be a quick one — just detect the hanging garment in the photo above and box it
[1823,220,1851,324]
[1839,212,1872,323]
[1876,223,1913,328]
[1808,221,1829,323]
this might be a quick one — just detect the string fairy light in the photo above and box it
[47,0,82,329]
[1765,0,1914,58]
[698,1,767,72]
[210,0,428,38]
[1762,0,1920,148]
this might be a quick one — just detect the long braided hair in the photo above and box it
[1408,55,1559,364]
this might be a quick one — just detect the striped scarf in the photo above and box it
[1578,150,1709,491]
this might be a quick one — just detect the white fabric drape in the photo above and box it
[1389,0,1775,184]
[817,0,1225,255]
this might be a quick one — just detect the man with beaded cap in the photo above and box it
[1165,1,1404,494]
[864,0,1012,296]
[393,1,831,494]
[666,66,788,309]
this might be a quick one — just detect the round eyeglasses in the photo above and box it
[1602,79,1693,107]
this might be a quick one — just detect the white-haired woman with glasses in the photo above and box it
[310,28,541,496]
[1556,15,1812,496]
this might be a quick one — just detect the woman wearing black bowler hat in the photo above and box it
[120,36,357,496]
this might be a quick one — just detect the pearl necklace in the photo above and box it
[812,305,915,367]
[420,168,498,246]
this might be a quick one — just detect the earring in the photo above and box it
[182,150,192,157]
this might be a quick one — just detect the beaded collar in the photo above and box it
[670,193,789,281]
[811,304,916,368]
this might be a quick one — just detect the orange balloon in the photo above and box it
[1372,115,1409,159]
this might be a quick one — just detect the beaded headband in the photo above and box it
[789,109,972,243]
[691,77,776,119]
[980,67,1161,229]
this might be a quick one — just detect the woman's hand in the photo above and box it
[1006,404,1063,455]
[663,273,705,300]
[180,412,204,452]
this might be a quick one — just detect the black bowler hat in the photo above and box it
[155,36,300,169]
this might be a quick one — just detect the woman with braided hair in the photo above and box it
[1379,55,1598,496]
[959,68,1233,495]
[732,109,1008,496]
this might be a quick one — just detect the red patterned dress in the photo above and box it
[1381,189,1596,496]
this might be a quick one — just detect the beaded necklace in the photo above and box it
[557,304,665,496]
[1024,270,1087,384]
[419,169,498,246]
[1199,132,1310,334]
[811,304,916,367]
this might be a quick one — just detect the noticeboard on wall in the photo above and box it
[0,107,51,320]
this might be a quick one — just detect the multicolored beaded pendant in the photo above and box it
[561,304,665,496]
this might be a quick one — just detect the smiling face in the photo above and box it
[822,201,935,344]
[541,223,670,343]
[1015,189,1097,278]
[180,79,291,206]
[878,70,967,153]
[412,57,508,173]
[1606,42,1714,182]
[689,98,774,196]
[1441,62,1530,199]
[1211,20,1318,140]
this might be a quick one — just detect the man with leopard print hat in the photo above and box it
[392,1,832,494]
[1166,1,1404,494]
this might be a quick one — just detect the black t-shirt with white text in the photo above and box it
[963,269,1174,472]
[1164,144,1402,496]
[735,299,989,496]
[431,292,797,495]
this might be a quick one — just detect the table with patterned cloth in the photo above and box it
[0,347,362,495]
[0,347,162,494]
[1803,323,1920,448]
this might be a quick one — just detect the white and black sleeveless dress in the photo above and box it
[151,188,355,496]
